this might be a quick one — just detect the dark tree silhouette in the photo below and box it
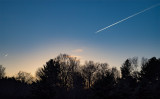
[112,57,139,99]
[1,54,160,99]
[92,67,119,99]
[94,63,109,81]
[55,54,81,89]
[0,65,5,79]
[36,59,61,84]
[140,57,160,82]
[33,59,61,99]
[121,59,132,79]
[33,54,85,99]
[72,72,85,89]
[137,57,160,99]
[121,57,139,80]
[82,61,96,88]
[68,72,86,99]
[16,71,34,84]
[0,77,32,99]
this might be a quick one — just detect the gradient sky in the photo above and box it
[0,0,160,76]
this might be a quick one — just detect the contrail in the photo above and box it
[95,3,160,33]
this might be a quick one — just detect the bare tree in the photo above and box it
[111,67,120,81]
[55,54,81,89]
[121,59,132,79]
[36,67,45,81]
[0,65,5,79]
[16,71,33,84]
[94,63,109,80]
[82,61,96,88]
[121,57,139,79]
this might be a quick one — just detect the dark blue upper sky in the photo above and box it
[0,0,160,76]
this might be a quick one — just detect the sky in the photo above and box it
[0,0,160,76]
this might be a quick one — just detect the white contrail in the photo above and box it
[95,3,160,33]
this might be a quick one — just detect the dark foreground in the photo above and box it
[0,54,160,99]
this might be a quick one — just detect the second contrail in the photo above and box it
[95,3,160,33]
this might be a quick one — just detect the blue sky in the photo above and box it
[0,0,160,76]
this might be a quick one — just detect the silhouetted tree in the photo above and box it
[33,59,62,99]
[113,57,139,99]
[135,57,160,99]
[0,77,32,99]
[34,54,84,99]
[55,54,81,89]
[121,57,139,80]
[82,61,96,88]
[121,59,132,79]
[111,67,120,82]
[36,59,61,84]
[130,57,139,81]
[94,63,109,81]
[16,71,33,84]
[140,57,160,82]
[1,54,160,99]
[91,67,120,99]
[0,65,5,79]
[67,72,86,99]
[73,72,85,88]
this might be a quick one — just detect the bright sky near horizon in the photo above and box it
[0,0,160,76]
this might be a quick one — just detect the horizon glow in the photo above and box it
[0,0,160,77]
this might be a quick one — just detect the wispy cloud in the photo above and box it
[5,54,8,57]
[70,55,82,58]
[65,55,82,61]
[72,49,83,53]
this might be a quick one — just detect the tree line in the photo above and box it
[0,54,160,99]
